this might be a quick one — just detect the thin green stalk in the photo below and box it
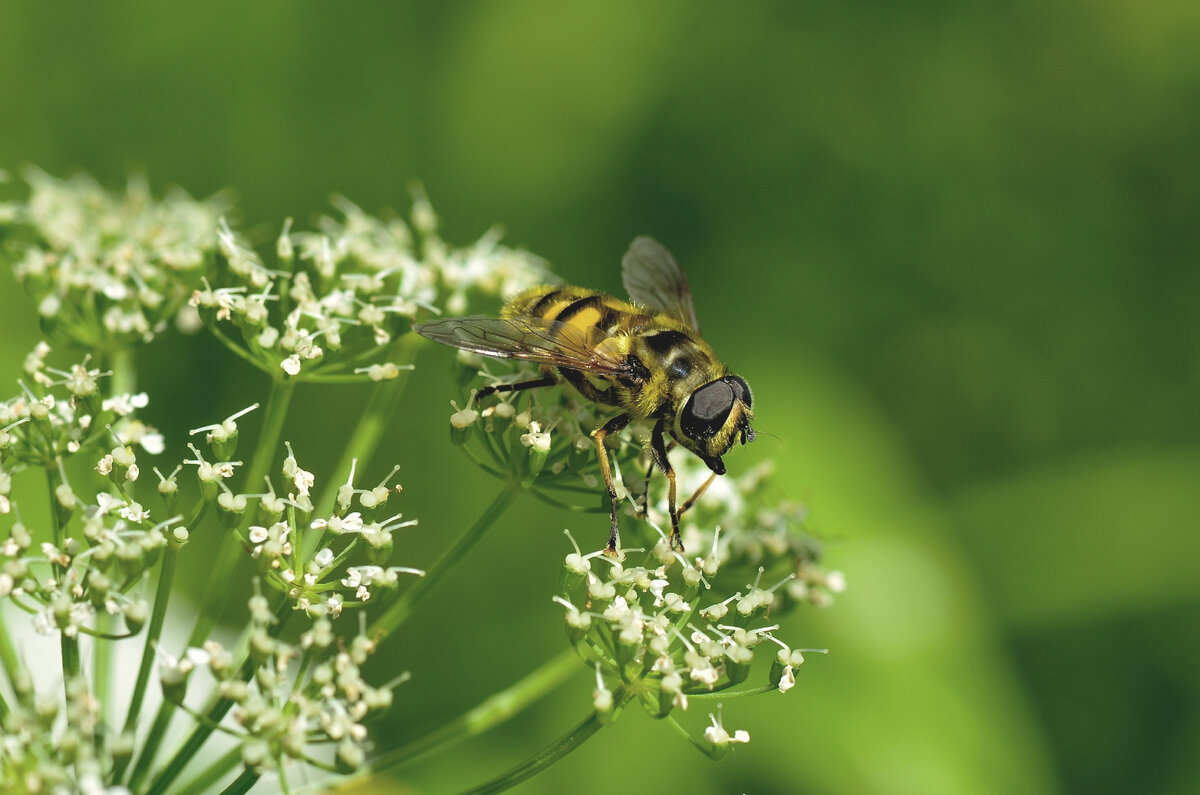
[0,606,20,686]
[687,684,777,699]
[0,617,18,721]
[60,634,80,682]
[462,710,607,794]
[46,468,80,686]
[313,331,424,519]
[97,346,136,730]
[350,647,580,785]
[112,542,180,783]
[130,379,294,790]
[218,767,260,795]
[189,376,295,647]
[107,346,137,394]
[367,480,521,640]
[93,612,113,723]
[176,746,243,795]
[126,701,177,791]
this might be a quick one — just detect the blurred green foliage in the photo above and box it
[2,2,1197,793]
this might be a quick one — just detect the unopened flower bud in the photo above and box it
[123,599,149,633]
[116,542,145,578]
[725,645,753,685]
[158,475,179,513]
[54,483,77,525]
[217,490,247,528]
[336,738,365,771]
[249,627,275,664]
[111,731,136,766]
[241,738,270,770]
[449,402,477,445]
[87,570,111,608]
[159,658,191,704]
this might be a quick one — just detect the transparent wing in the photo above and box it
[621,236,701,332]
[414,315,631,377]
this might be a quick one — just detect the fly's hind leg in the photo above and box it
[649,418,685,553]
[592,413,631,556]
[475,370,559,403]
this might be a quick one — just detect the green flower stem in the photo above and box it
[462,709,608,795]
[350,647,580,784]
[60,635,80,684]
[0,617,19,704]
[217,767,259,795]
[189,375,295,648]
[125,700,177,791]
[175,746,242,795]
[107,346,137,394]
[101,329,136,775]
[367,479,521,640]
[207,324,273,375]
[129,378,294,791]
[314,332,424,519]
[92,612,114,724]
[96,344,133,719]
[45,468,80,687]
[688,683,777,699]
[112,541,180,783]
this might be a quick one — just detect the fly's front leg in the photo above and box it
[592,413,631,556]
[649,418,684,553]
[677,472,717,519]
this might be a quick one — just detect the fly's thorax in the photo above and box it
[623,328,724,420]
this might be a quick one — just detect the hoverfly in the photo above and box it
[414,236,754,555]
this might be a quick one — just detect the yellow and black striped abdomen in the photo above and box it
[505,286,648,339]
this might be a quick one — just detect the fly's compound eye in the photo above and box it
[680,379,736,442]
[724,375,751,408]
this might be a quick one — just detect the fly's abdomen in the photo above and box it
[506,286,641,338]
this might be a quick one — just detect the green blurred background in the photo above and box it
[2,2,1198,793]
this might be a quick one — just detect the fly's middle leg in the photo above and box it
[649,418,684,553]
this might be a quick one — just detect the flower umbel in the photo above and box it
[553,453,839,754]
[188,192,548,381]
[4,169,223,348]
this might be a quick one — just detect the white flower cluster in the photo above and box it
[0,346,175,633]
[214,439,424,617]
[188,194,549,380]
[0,673,127,794]
[3,169,223,347]
[1,345,162,484]
[159,594,403,778]
[554,454,842,758]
